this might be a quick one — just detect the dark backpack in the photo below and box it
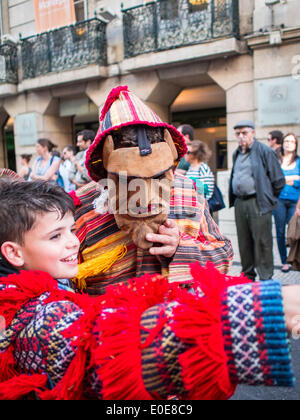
[208,184,226,214]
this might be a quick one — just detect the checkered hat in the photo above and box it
[85,86,187,182]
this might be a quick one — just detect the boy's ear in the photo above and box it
[1,242,25,268]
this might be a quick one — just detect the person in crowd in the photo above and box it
[0,179,298,400]
[176,124,194,175]
[267,130,283,160]
[30,139,61,182]
[273,133,300,273]
[185,140,215,201]
[229,120,285,282]
[59,145,77,192]
[73,86,233,295]
[19,154,32,181]
[69,130,94,189]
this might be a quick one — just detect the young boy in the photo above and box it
[0,179,298,400]
[0,179,80,287]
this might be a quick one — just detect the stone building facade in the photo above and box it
[0,0,300,263]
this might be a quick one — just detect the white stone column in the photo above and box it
[3,91,73,173]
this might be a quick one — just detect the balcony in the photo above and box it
[21,18,107,80]
[122,0,240,59]
[0,43,18,84]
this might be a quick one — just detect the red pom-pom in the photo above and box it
[68,190,82,207]
[100,86,129,121]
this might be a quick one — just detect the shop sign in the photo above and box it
[257,76,300,127]
[34,0,76,33]
[16,113,38,147]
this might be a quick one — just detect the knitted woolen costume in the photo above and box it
[0,263,294,400]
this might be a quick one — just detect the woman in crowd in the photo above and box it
[19,154,32,181]
[273,133,300,273]
[186,140,215,201]
[30,139,61,183]
[59,145,77,192]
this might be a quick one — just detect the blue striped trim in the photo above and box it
[102,109,112,132]
[260,281,295,387]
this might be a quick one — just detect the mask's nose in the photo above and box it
[137,127,152,157]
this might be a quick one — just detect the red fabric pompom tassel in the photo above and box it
[100,86,129,121]
[68,190,82,207]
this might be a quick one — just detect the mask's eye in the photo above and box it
[152,173,166,181]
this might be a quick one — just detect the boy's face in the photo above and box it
[20,211,80,279]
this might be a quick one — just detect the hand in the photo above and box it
[75,161,82,171]
[146,219,180,259]
[282,286,300,337]
[285,176,300,186]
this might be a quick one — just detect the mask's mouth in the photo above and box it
[127,203,162,218]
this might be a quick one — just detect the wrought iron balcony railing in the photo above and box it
[21,18,107,80]
[0,43,18,84]
[122,0,240,58]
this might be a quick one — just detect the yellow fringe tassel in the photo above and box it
[73,244,127,291]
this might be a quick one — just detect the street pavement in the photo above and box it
[229,263,300,400]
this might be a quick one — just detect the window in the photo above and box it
[213,0,231,19]
[160,0,179,20]
[188,0,209,13]
[74,0,88,22]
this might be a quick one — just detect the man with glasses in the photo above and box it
[229,120,285,281]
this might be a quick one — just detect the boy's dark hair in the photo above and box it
[269,130,283,146]
[77,130,95,143]
[178,124,195,141]
[0,180,75,246]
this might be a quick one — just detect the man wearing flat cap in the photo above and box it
[229,120,285,281]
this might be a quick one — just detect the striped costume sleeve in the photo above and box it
[221,280,295,387]
[169,195,234,284]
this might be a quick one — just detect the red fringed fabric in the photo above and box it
[171,262,251,400]
[0,270,102,400]
[0,374,48,400]
[100,86,129,122]
[91,274,177,400]
[39,295,105,400]
[0,264,250,400]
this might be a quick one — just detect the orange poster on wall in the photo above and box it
[34,0,76,33]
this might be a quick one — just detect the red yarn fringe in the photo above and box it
[0,374,48,400]
[0,270,101,400]
[0,264,250,400]
[68,190,82,207]
[171,262,250,400]
[91,275,176,400]
[100,86,129,122]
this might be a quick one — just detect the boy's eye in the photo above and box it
[50,233,61,240]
